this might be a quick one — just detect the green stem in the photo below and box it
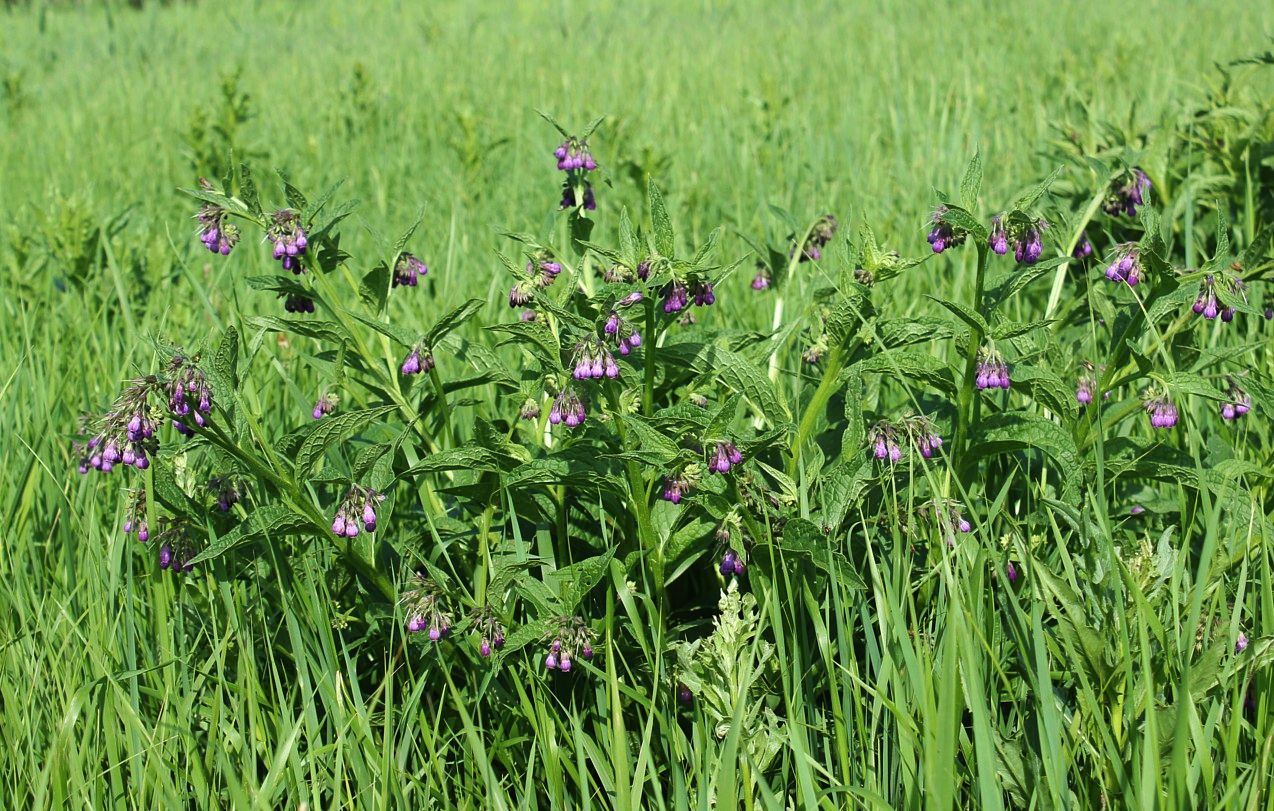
[953,243,990,470]
[642,296,656,417]
[787,344,844,479]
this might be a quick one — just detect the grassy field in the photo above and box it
[2,0,1273,808]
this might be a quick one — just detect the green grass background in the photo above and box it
[1,0,1272,807]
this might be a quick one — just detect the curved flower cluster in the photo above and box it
[751,261,771,291]
[401,574,452,641]
[1221,380,1252,422]
[718,547,746,577]
[1144,393,1179,429]
[76,378,160,474]
[166,355,214,435]
[312,393,337,420]
[510,253,563,307]
[560,179,596,211]
[207,476,242,512]
[917,499,973,545]
[975,349,1011,390]
[1076,366,1097,406]
[1104,168,1151,217]
[1072,231,1094,259]
[543,616,596,673]
[662,473,693,504]
[519,397,541,421]
[331,486,384,538]
[708,441,742,474]
[794,214,838,262]
[926,206,968,254]
[603,311,642,356]
[870,421,903,463]
[554,136,598,211]
[282,293,316,313]
[661,279,715,313]
[1104,244,1143,286]
[392,253,428,288]
[471,607,507,657]
[123,487,149,543]
[904,415,944,459]
[1013,219,1046,265]
[400,346,435,376]
[267,209,308,273]
[154,519,200,574]
[571,339,619,380]
[548,386,587,428]
[196,202,239,256]
[1193,276,1245,322]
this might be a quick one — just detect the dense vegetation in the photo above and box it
[2,2,1272,807]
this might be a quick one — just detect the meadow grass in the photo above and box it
[1,1,1272,808]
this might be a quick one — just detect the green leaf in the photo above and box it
[1163,372,1226,401]
[535,110,570,139]
[401,445,506,476]
[276,168,308,211]
[425,298,485,348]
[487,320,561,368]
[211,325,240,391]
[188,504,311,565]
[859,350,958,395]
[248,315,348,345]
[965,412,1081,500]
[618,206,637,264]
[991,319,1053,340]
[392,207,426,258]
[238,162,262,216]
[929,295,988,337]
[1009,166,1062,213]
[1011,365,1078,420]
[692,345,788,421]
[549,549,616,608]
[938,204,988,242]
[648,178,674,257]
[960,150,982,210]
[347,310,417,348]
[295,405,397,478]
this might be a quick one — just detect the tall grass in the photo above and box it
[1,0,1272,808]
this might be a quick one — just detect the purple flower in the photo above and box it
[554,137,597,173]
[690,281,715,307]
[718,549,745,577]
[869,422,903,463]
[1076,368,1097,406]
[283,293,316,313]
[988,216,1009,256]
[752,265,771,290]
[548,387,586,428]
[1103,243,1143,287]
[1221,379,1252,422]
[392,253,427,288]
[708,442,742,474]
[661,282,689,313]
[975,350,1011,390]
[1104,168,1152,217]
[195,197,240,256]
[793,214,838,262]
[1236,632,1249,654]
[312,393,336,420]
[1144,393,1178,429]
[677,684,693,705]
[333,486,384,537]
[926,206,967,254]
[400,347,434,376]
[1013,220,1046,265]
[662,476,690,504]
[267,209,308,273]
[1072,231,1093,259]
[1006,561,1019,583]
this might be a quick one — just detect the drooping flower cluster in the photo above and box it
[548,386,587,428]
[196,201,239,256]
[1104,243,1144,286]
[903,415,944,459]
[543,616,596,673]
[571,338,619,380]
[751,261,771,291]
[282,293,316,313]
[1143,391,1179,429]
[470,606,507,658]
[1076,366,1096,406]
[661,279,715,313]
[392,253,428,288]
[510,252,563,307]
[266,209,308,273]
[519,397,541,421]
[1072,231,1094,259]
[917,499,973,545]
[122,487,149,542]
[1193,276,1246,322]
[869,421,903,463]
[988,216,1009,256]
[1013,219,1046,265]
[793,214,838,262]
[554,136,598,211]
[1103,168,1152,217]
[166,355,214,435]
[312,393,336,420]
[331,486,384,538]
[207,476,242,512]
[400,346,435,376]
[718,547,746,577]
[707,441,742,474]
[926,206,968,254]
[76,378,160,474]
[975,349,1011,390]
[603,311,642,356]
[662,473,693,504]
[1221,379,1252,422]
[153,519,200,574]
[400,573,452,641]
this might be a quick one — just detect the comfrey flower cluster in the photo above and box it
[509,252,563,307]
[707,441,743,474]
[196,202,239,256]
[988,216,1047,264]
[751,261,771,291]
[312,393,337,420]
[166,355,214,435]
[869,415,944,463]
[660,279,715,313]
[1221,379,1252,422]
[554,136,598,210]
[975,349,1011,390]
[282,292,316,313]
[1076,363,1100,406]
[123,487,149,542]
[76,378,160,474]
[207,476,242,512]
[661,465,699,504]
[793,214,838,262]
[571,338,619,380]
[400,574,452,641]
[392,253,428,288]
[1192,276,1245,322]
[548,386,587,428]
[470,606,507,658]
[1143,391,1179,429]
[266,209,308,273]
[400,346,435,376]
[1104,243,1144,286]
[926,206,968,254]
[1072,231,1094,260]
[152,519,200,574]
[543,616,596,673]
[1104,168,1152,217]
[330,486,384,538]
[603,311,642,356]
[916,499,973,545]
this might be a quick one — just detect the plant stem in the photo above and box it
[953,243,989,469]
